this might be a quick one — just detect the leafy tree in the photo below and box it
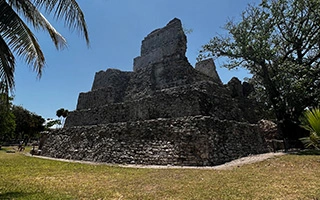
[300,108,320,149]
[0,0,89,96]
[62,109,69,118]
[12,105,45,143]
[56,108,68,128]
[199,0,320,141]
[56,108,64,118]
[44,118,61,130]
[0,94,15,142]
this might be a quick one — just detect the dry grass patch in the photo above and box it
[0,147,320,199]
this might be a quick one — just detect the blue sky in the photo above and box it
[13,0,261,120]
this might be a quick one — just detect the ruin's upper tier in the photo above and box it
[64,18,257,127]
[133,18,187,72]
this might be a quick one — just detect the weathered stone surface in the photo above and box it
[42,18,268,166]
[42,116,268,166]
[77,69,132,110]
[227,77,254,98]
[65,81,254,127]
[195,58,222,83]
[258,120,285,152]
[133,18,187,72]
[258,119,278,140]
[91,69,132,91]
[67,18,228,127]
[77,87,121,110]
[227,77,243,98]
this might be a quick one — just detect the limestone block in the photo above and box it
[76,69,132,110]
[195,58,222,83]
[42,116,268,166]
[77,87,119,110]
[227,77,243,98]
[133,18,187,71]
[91,69,131,91]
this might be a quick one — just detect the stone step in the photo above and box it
[64,81,246,127]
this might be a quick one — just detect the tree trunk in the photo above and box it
[259,62,308,148]
[277,118,308,149]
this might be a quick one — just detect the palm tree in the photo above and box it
[0,0,89,95]
[300,108,320,149]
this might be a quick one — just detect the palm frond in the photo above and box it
[300,133,320,150]
[302,108,320,136]
[300,108,320,149]
[8,0,67,49]
[0,0,45,76]
[0,36,15,94]
[33,0,89,46]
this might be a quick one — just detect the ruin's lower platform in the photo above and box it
[41,116,268,166]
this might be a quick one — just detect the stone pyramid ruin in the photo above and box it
[41,18,268,166]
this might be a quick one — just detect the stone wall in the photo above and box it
[42,116,268,166]
[195,58,222,83]
[133,18,187,72]
[65,81,256,127]
[227,77,254,98]
[42,18,268,167]
[66,87,204,127]
[77,69,132,110]
[91,69,132,91]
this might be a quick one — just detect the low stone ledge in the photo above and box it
[42,116,268,166]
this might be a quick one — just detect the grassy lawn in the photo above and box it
[0,147,320,200]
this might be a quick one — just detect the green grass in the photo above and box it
[0,147,320,200]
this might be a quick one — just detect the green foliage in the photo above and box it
[300,108,320,149]
[0,112,16,141]
[56,108,69,127]
[56,108,68,118]
[0,95,16,141]
[0,0,89,96]
[45,119,61,130]
[199,0,320,139]
[12,106,45,140]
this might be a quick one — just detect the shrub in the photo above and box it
[300,108,320,149]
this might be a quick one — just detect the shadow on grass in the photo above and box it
[0,146,16,151]
[296,149,320,155]
[0,191,36,199]
[0,147,7,151]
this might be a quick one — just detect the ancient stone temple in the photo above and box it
[41,18,268,166]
